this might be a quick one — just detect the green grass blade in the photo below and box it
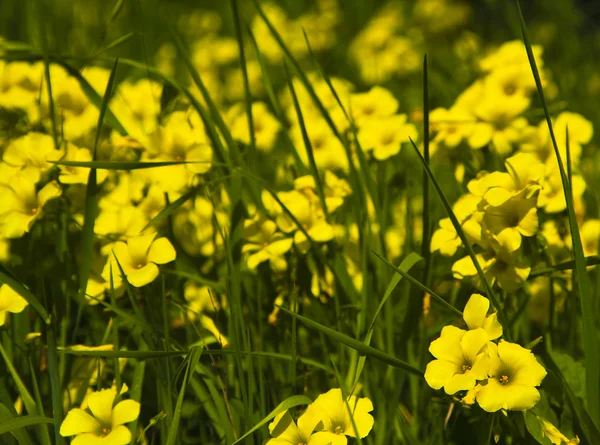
[529,255,600,277]
[0,265,49,324]
[351,252,423,388]
[142,187,197,232]
[0,416,54,435]
[165,347,203,445]
[232,395,313,445]
[49,160,208,170]
[407,137,510,339]
[278,306,423,376]
[372,251,462,317]
[517,0,600,423]
[45,323,65,445]
[421,55,432,287]
[0,343,37,415]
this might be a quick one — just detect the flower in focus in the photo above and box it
[424,326,490,394]
[462,293,503,340]
[102,233,176,287]
[266,410,338,445]
[0,284,28,326]
[475,340,547,412]
[306,388,374,443]
[60,388,140,445]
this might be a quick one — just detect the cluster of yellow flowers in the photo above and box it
[266,388,374,445]
[429,41,598,296]
[425,293,547,412]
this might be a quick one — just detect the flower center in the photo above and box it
[334,425,344,434]
[499,375,509,385]
[30,207,38,215]
[101,427,111,436]
[461,364,472,373]
[504,84,516,96]
[136,263,144,269]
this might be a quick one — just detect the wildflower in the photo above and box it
[60,388,140,445]
[242,217,293,271]
[0,284,28,326]
[58,143,108,185]
[3,132,63,175]
[267,410,338,445]
[0,173,62,239]
[425,326,490,394]
[291,119,348,171]
[306,388,374,443]
[537,417,580,445]
[102,233,176,287]
[462,294,502,340]
[430,194,481,256]
[476,340,546,412]
[183,282,228,347]
[228,102,281,152]
[348,86,398,124]
[358,114,418,160]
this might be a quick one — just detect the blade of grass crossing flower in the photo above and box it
[350,252,423,389]
[142,187,198,232]
[50,160,210,170]
[285,63,329,216]
[278,306,423,376]
[231,0,257,171]
[232,395,313,445]
[0,265,49,323]
[372,251,462,317]
[165,347,203,445]
[517,0,600,423]
[78,58,118,305]
[408,137,510,339]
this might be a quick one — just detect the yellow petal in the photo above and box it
[87,388,116,425]
[102,425,132,445]
[112,399,140,426]
[424,359,459,390]
[444,373,476,395]
[476,379,508,412]
[462,294,490,330]
[147,237,176,264]
[126,263,159,287]
[127,233,156,263]
[460,328,488,362]
[60,408,101,436]
[0,284,28,313]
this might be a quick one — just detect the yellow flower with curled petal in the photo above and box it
[0,284,28,326]
[102,233,176,288]
[462,294,502,340]
[60,387,140,445]
[242,216,293,271]
[0,173,62,239]
[537,417,580,445]
[305,388,374,444]
[358,114,418,161]
[425,326,490,394]
[476,340,546,412]
[267,410,338,445]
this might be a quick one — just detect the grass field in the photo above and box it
[0,0,599,444]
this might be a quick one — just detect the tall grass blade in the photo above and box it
[0,416,54,435]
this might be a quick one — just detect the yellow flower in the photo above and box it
[430,106,475,150]
[0,173,62,239]
[476,340,547,412]
[60,388,140,445]
[425,326,490,394]
[0,284,28,326]
[479,40,543,73]
[102,233,176,287]
[291,119,348,171]
[3,132,63,175]
[537,417,580,445]
[58,143,108,185]
[306,388,374,443]
[538,166,586,214]
[358,114,418,161]
[430,194,481,256]
[580,219,600,257]
[183,282,228,347]
[293,172,351,213]
[267,410,338,445]
[228,102,281,153]
[242,217,293,271]
[348,86,398,124]
[462,294,502,340]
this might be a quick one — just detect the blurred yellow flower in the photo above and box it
[242,216,293,271]
[476,340,546,412]
[3,132,63,175]
[60,388,140,445]
[58,143,108,185]
[348,86,398,124]
[228,102,281,153]
[358,114,418,161]
[102,233,176,287]
[425,326,490,394]
[0,284,28,326]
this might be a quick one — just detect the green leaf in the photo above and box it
[0,416,54,435]
[0,344,37,417]
[49,160,207,170]
[517,0,600,424]
[0,264,49,324]
[278,306,423,376]
[549,351,586,401]
[523,411,553,445]
[232,395,313,444]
